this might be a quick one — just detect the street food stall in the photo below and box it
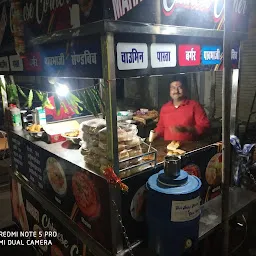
[1,0,256,255]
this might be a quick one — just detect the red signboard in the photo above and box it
[178,45,201,67]
[23,52,42,72]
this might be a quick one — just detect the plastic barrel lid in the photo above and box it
[147,170,201,195]
[158,170,188,187]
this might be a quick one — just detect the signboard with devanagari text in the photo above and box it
[178,45,201,67]
[201,46,222,65]
[117,43,148,70]
[9,55,24,72]
[0,56,9,71]
[150,43,177,68]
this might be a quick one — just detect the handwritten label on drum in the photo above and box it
[171,197,201,222]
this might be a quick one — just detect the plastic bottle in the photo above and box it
[10,104,22,131]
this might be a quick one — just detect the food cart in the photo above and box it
[1,0,256,255]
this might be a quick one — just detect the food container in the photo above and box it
[117,111,134,121]
[61,130,81,144]
[26,124,44,139]
[62,134,81,144]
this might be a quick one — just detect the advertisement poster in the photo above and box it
[10,178,95,255]
[20,0,103,40]
[109,0,249,32]
[0,3,13,50]
[0,0,103,54]
[181,145,222,203]
[9,132,112,251]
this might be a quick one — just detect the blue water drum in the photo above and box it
[146,169,202,256]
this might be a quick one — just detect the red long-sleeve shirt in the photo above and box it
[155,99,210,141]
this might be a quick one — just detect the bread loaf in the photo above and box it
[98,141,126,152]
[80,118,106,135]
[125,136,141,149]
[167,149,186,156]
[167,141,181,151]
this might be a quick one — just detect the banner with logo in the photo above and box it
[0,0,103,55]
[109,0,249,32]
[18,0,102,41]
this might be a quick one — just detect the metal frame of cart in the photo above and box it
[2,0,256,255]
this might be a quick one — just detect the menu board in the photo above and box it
[11,178,95,256]
[9,132,113,251]
[115,39,240,76]
[10,133,27,176]
[26,143,44,189]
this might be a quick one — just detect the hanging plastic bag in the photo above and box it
[230,135,255,186]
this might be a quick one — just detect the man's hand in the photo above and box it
[173,126,196,134]
[175,126,187,133]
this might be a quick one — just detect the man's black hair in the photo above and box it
[171,74,188,90]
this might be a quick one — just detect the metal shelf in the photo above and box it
[29,20,248,46]
[199,187,256,240]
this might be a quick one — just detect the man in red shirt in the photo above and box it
[153,80,210,141]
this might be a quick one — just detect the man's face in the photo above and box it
[170,81,184,101]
